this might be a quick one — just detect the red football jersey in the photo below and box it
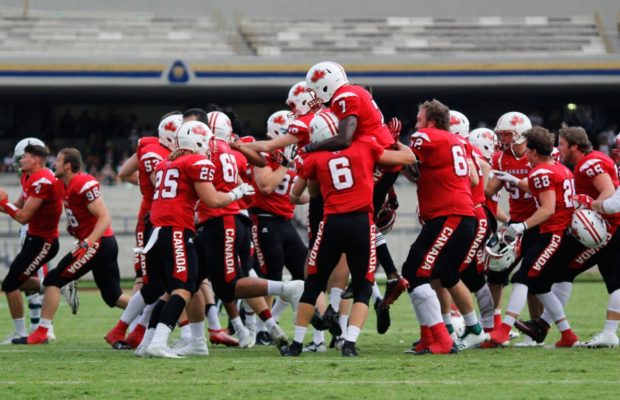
[150,153,214,232]
[464,139,486,206]
[196,140,241,222]
[230,149,253,210]
[20,168,62,241]
[288,112,315,148]
[329,85,394,149]
[251,158,297,219]
[574,150,620,226]
[409,128,475,221]
[137,141,171,216]
[299,137,383,215]
[59,173,113,240]
[528,162,575,233]
[492,149,537,223]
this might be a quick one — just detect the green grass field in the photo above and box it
[1,279,619,399]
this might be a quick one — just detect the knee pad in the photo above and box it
[140,282,165,305]
[352,280,372,305]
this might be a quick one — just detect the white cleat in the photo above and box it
[581,331,619,348]
[0,332,26,345]
[237,326,256,349]
[174,337,209,356]
[171,337,191,350]
[47,325,56,342]
[457,330,489,351]
[281,280,304,311]
[135,342,150,357]
[269,324,289,348]
[302,341,327,353]
[60,281,79,315]
[513,335,544,347]
[509,330,521,340]
[146,343,185,359]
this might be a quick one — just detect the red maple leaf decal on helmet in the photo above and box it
[273,115,286,125]
[192,125,208,136]
[450,115,461,126]
[510,115,524,126]
[310,69,326,83]
[293,85,306,96]
[164,121,177,132]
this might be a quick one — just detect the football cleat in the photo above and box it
[340,284,354,300]
[174,337,209,356]
[322,305,342,337]
[374,299,390,334]
[146,343,185,359]
[341,340,359,357]
[581,331,619,348]
[125,325,146,349]
[61,281,79,315]
[269,324,289,349]
[280,341,302,357]
[237,326,256,349]
[281,280,304,311]
[456,326,489,350]
[411,342,458,355]
[256,331,273,346]
[1,332,26,345]
[310,310,327,331]
[513,335,544,347]
[555,331,580,348]
[104,327,129,350]
[509,330,521,340]
[302,341,327,353]
[379,276,409,309]
[487,324,511,346]
[514,318,549,344]
[209,329,239,347]
[171,337,191,350]
[18,327,49,345]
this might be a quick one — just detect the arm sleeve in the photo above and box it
[602,187,620,214]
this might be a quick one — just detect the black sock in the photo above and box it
[377,243,397,276]
[148,299,166,329]
[159,294,187,330]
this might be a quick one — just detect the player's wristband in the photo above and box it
[304,143,316,153]
[0,199,18,218]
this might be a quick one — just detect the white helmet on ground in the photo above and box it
[286,81,319,117]
[449,110,470,138]
[158,114,183,150]
[305,61,348,104]
[495,112,532,145]
[175,121,213,156]
[469,128,497,160]
[484,228,520,272]
[13,137,45,172]
[266,110,293,140]
[309,111,339,143]
[207,111,233,142]
[570,208,609,248]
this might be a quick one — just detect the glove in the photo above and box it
[493,170,520,185]
[571,194,594,209]
[505,222,527,239]
[387,117,402,142]
[229,183,255,201]
[71,239,96,260]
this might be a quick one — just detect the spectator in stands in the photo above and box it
[58,109,76,138]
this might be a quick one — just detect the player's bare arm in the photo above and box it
[85,196,112,243]
[378,142,416,166]
[118,153,139,185]
[306,115,357,152]
[253,164,289,195]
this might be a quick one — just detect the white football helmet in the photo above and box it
[207,111,233,142]
[449,110,470,138]
[469,128,497,160]
[309,111,339,143]
[286,81,319,117]
[175,121,213,156]
[266,110,293,139]
[13,137,45,172]
[484,229,520,272]
[570,209,609,248]
[495,112,532,145]
[305,61,348,104]
[158,114,183,151]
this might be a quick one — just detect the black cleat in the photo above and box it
[280,341,303,357]
[11,337,29,345]
[322,305,342,337]
[341,340,359,357]
[514,318,549,344]
[112,341,133,350]
[340,285,354,300]
[310,309,327,331]
[412,343,458,355]
[256,331,273,346]
[375,299,390,334]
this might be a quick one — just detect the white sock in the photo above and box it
[231,316,245,333]
[503,283,528,327]
[312,329,325,344]
[536,292,566,323]
[463,311,479,327]
[603,319,620,335]
[294,325,307,343]
[189,321,205,340]
[424,293,444,326]
[14,318,27,337]
[557,319,570,332]
[552,282,573,306]
[245,313,257,334]
[329,288,343,312]
[39,318,52,329]
[603,289,620,334]
[264,317,277,331]
[179,324,191,340]
[371,281,383,302]
[257,318,267,332]
[128,317,139,333]
[140,328,155,348]
[339,315,348,334]
[137,304,154,328]
[344,325,361,343]
[150,323,172,347]
[120,291,146,325]
[271,298,290,321]
[410,290,427,326]
[442,313,452,326]
[267,281,284,296]
[206,306,222,330]
[475,285,495,329]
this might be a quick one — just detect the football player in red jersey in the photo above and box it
[487,127,581,348]
[280,115,415,357]
[485,111,542,342]
[17,148,130,345]
[104,112,183,349]
[401,100,486,354]
[520,127,620,348]
[0,144,63,344]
